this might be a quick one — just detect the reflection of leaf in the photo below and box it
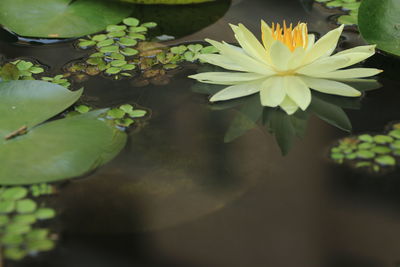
[0,0,131,38]
[0,111,127,185]
[0,81,83,139]
[358,0,400,57]
[309,96,352,132]
[224,95,263,143]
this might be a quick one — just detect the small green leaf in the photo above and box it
[141,22,157,28]
[128,33,146,40]
[4,248,27,260]
[118,37,137,47]
[107,30,126,38]
[105,67,121,74]
[92,34,108,42]
[100,45,120,53]
[119,104,134,113]
[375,155,396,166]
[75,105,91,114]
[106,24,127,32]
[97,38,114,48]
[13,214,37,224]
[358,134,373,142]
[115,118,134,127]
[128,109,147,118]
[110,60,127,67]
[373,135,394,144]
[78,40,96,48]
[107,108,125,119]
[16,199,37,213]
[123,17,140,26]
[121,48,138,56]
[356,150,375,159]
[35,208,56,220]
[0,201,15,214]
[1,187,28,200]
[129,26,147,33]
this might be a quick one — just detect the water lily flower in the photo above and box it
[189,21,382,115]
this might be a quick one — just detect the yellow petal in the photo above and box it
[302,24,344,65]
[259,76,286,107]
[230,23,270,64]
[206,39,275,75]
[300,76,361,97]
[189,72,266,85]
[284,76,311,111]
[311,68,383,79]
[199,54,248,72]
[209,79,265,102]
[296,54,351,76]
[279,96,299,115]
[270,40,292,71]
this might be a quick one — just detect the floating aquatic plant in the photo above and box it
[0,60,44,81]
[330,122,400,173]
[189,21,382,115]
[315,0,361,25]
[0,185,57,260]
[119,0,214,4]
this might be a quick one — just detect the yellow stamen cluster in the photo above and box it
[271,21,308,51]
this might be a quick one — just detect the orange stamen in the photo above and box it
[270,21,308,51]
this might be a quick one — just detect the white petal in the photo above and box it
[296,54,351,76]
[270,40,292,71]
[189,72,266,85]
[302,25,344,65]
[300,76,361,97]
[330,52,375,68]
[335,45,376,56]
[199,54,248,72]
[210,79,265,102]
[230,23,270,64]
[259,76,286,107]
[206,39,275,75]
[288,47,306,70]
[284,76,311,111]
[305,34,315,52]
[261,20,274,54]
[279,96,299,115]
[312,68,382,79]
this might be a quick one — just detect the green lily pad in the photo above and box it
[358,0,400,56]
[0,111,127,185]
[0,0,132,38]
[0,187,28,200]
[0,81,82,139]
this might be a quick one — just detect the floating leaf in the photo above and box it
[0,0,132,38]
[16,199,37,214]
[1,187,28,200]
[358,0,400,56]
[0,81,82,139]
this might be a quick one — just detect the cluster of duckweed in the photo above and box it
[67,104,148,128]
[41,74,71,88]
[0,186,57,261]
[75,17,156,78]
[330,122,400,173]
[315,0,360,25]
[0,60,45,81]
[70,17,217,82]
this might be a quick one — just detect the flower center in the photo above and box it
[270,21,308,51]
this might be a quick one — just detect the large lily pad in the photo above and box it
[0,81,82,139]
[358,0,400,56]
[0,0,131,38]
[0,111,127,185]
[0,80,127,185]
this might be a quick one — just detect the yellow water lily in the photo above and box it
[189,21,382,115]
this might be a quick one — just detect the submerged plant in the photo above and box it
[189,21,382,115]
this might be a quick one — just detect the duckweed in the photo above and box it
[330,121,400,173]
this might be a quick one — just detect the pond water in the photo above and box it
[2,0,400,266]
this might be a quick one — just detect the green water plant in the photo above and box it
[315,0,361,25]
[358,0,400,57]
[0,60,44,81]
[0,80,127,185]
[0,0,132,38]
[119,0,213,3]
[330,122,400,173]
[0,186,56,260]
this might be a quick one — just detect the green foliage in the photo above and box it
[107,104,148,127]
[330,122,400,173]
[0,0,132,38]
[0,81,127,185]
[41,75,71,88]
[0,186,56,260]
[315,0,361,25]
[358,0,400,57]
[0,60,44,81]
[119,0,213,4]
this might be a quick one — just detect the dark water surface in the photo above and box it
[2,0,400,266]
